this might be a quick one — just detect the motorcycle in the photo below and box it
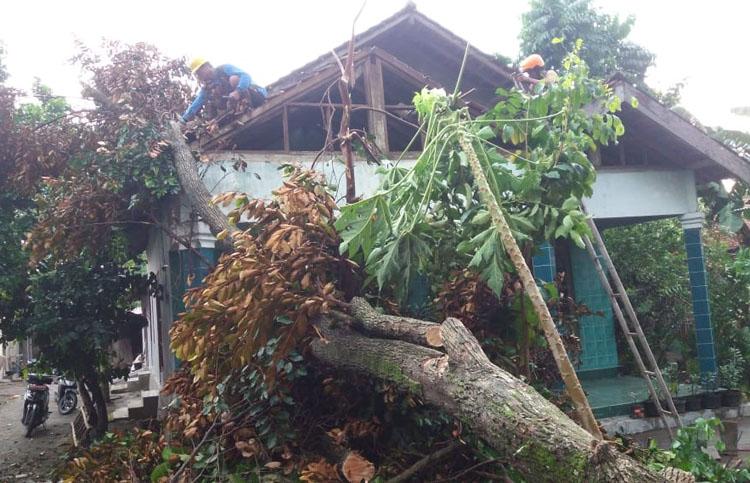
[22,373,53,437]
[55,377,78,415]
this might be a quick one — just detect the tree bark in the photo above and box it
[80,372,108,437]
[349,297,443,347]
[84,85,233,240]
[311,299,665,482]
[164,121,234,238]
[458,135,603,440]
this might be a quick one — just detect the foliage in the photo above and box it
[59,428,165,482]
[14,78,70,125]
[337,47,625,306]
[604,219,694,366]
[171,169,352,392]
[9,42,190,264]
[718,347,745,390]
[704,231,750,383]
[605,218,750,384]
[0,74,71,342]
[700,180,749,234]
[22,251,145,381]
[519,0,654,83]
[645,418,750,482]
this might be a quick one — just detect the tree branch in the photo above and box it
[386,441,461,483]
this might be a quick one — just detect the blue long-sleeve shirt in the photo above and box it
[181,64,267,121]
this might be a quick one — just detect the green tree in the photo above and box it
[604,219,694,367]
[24,253,146,435]
[520,0,654,83]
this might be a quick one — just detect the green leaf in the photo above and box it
[570,230,585,249]
[150,463,171,482]
[630,96,639,108]
[471,210,490,226]
[477,125,495,140]
[561,196,580,211]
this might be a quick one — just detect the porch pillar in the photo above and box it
[531,242,556,283]
[680,212,718,378]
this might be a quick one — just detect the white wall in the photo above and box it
[202,154,698,222]
[144,221,176,390]
[201,151,416,200]
[585,168,697,220]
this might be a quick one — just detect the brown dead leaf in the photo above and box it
[341,452,375,483]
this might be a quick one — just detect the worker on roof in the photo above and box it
[180,58,268,123]
[514,54,558,92]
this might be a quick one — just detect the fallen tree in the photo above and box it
[10,41,694,481]
[313,298,671,482]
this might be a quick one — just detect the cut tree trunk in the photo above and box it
[165,121,234,238]
[311,298,676,482]
[458,135,602,440]
[84,84,233,242]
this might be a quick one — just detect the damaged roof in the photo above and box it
[197,3,515,149]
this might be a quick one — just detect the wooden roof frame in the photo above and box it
[268,3,514,93]
[194,4,511,150]
[196,46,482,150]
[610,76,750,183]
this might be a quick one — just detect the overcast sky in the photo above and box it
[2,0,749,131]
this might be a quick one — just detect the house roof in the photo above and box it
[196,3,514,149]
[267,3,514,95]
[609,75,750,183]
[193,5,750,185]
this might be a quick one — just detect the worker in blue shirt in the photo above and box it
[180,58,268,123]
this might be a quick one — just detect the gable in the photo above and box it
[194,5,514,151]
[601,78,750,184]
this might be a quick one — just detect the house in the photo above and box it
[140,4,750,429]
[0,338,32,379]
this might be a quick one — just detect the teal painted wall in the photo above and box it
[569,246,619,372]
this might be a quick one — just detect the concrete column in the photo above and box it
[680,212,718,378]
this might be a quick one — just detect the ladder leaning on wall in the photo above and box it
[580,203,683,437]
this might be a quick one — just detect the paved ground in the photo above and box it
[0,380,74,482]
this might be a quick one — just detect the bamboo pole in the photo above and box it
[459,134,603,440]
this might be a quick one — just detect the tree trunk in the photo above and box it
[76,376,96,430]
[84,85,233,241]
[164,120,234,238]
[83,372,108,437]
[458,135,602,440]
[311,298,666,482]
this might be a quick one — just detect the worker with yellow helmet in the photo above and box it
[180,58,268,123]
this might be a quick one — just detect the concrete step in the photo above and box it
[110,406,129,421]
[126,371,151,392]
[128,389,159,420]
[110,382,129,394]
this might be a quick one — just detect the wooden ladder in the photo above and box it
[580,205,683,436]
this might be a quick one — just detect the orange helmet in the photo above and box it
[519,54,545,73]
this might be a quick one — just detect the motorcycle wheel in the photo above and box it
[25,404,37,438]
[58,391,77,415]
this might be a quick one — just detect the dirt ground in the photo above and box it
[0,380,74,482]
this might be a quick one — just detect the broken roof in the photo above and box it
[193,5,750,185]
[196,3,514,149]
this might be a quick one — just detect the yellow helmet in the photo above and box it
[189,57,209,74]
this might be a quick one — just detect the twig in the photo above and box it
[452,42,471,99]
[430,457,501,483]
[386,441,461,483]
[169,417,220,483]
